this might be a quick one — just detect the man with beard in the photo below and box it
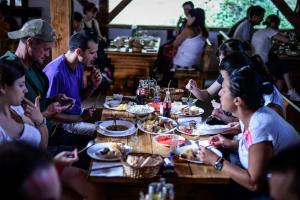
[43,31,102,123]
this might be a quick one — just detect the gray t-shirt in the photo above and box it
[233,20,252,42]
[238,106,300,169]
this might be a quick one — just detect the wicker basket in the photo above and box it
[160,88,184,101]
[121,153,163,179]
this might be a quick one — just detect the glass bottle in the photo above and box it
[163,90,172,118]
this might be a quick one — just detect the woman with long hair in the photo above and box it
[172,8,208,70]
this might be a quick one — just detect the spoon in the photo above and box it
[78,140,96,154]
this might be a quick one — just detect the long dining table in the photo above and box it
[87,102,230,199]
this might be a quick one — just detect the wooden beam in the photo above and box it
[108,0,132,22]
[271,0,300,32]
[50,0,72,59]
[97,0,109,37]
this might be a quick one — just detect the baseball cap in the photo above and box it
[8,19,56,42]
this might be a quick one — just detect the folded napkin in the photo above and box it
[89,161,123,177]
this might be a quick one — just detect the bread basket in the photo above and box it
[160,88,184,101]
[121,153,163,179]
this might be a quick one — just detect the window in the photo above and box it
[5,0,23,7]
[109,0,296,29]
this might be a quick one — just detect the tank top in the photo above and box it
[173,35,206,67]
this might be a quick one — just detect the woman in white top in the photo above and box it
[0,61,104,200]
[172,8,208,69]
[251,14,300,101]
[198,66,299,193]
[0,61,48,148]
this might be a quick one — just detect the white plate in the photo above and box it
[97,126,137,137]
[175,106,204,117]
[176,140,222,164]
[103,102,128,111]
[98,120,134,135]
[126,105,155,116]
[138,116,177,135]
[153,134,185,147]
[197,124,231,135]
[87,142,132,161]
[176,121,202,136]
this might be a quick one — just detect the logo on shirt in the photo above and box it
[244,129,252,148]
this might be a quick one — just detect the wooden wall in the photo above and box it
[50,0,72,59]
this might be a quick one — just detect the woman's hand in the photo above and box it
[53,149,79,166]
[222,122,241,135]
[22,97,44,125]
[185,79,198,92]
[197,146,219,165]
[209,134,232,148]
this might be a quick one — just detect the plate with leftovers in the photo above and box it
[153,134,185,147]
[176,106,204,116]
[87,142,132,161]
[138,115,177,135]
[176,140,222,164]
[176,120,202,136]
[126,105,155,116]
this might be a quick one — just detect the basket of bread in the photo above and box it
[160,88,184,101]
[121,153,163,178]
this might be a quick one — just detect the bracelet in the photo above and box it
[34,117,47,128]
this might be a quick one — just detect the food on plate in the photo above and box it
[95,143,123,159]
[178,120,197,135]
[181,148,201,161]
[106,125,128,131]
[141,115,175,134]
[180,106,202,116]
[155,134,185,146]
[126,155,163,167]
[147,102,161,111]
[126,105,154,115]
[115,103,128,110]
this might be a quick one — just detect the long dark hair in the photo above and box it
[219,52,274,95]
[229,66,264,111]
[216,39,249,57]
[188,8,208,38]
[0,60,25,86]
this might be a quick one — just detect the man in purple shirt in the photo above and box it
[43,31,102,122]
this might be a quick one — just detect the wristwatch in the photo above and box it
[35,117,47,128]
[214,156,224,171]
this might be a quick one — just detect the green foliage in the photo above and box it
[196,0,295,29]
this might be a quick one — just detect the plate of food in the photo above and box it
[104,101,131,111]
[95,120,137,137]
[87,142,132,161]
[126,105,155,116]
[177,120,201,136]
[176,140,222,164]
[197,124,231,135]
[176,106,204,116]
[138,115,177,135]
[153,134,185,147]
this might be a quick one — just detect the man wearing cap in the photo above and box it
[0,19,72,129]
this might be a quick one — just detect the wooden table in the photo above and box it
[88,108,230,199]
[106,39,160,95]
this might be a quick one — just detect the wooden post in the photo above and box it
[97,0,109,38]
[50,0,72,59]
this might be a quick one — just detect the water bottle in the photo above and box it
[163,90,172,118]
